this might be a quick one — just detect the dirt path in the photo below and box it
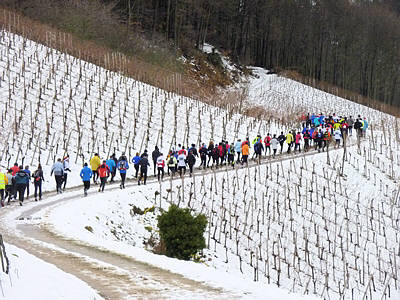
[0,143,354,299]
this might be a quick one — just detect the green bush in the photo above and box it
[157,205,207,260]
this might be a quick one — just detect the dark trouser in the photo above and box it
[15,184,26,202]
[139,168,148,184]
[304,139,309,151]
[323,140,329,151]
[287,143,293,153]
[5,185,13,201]
[349,126,353,136]
[280,143,284,153]
[272,149,277,156]
[99,177,107,191]
[228,154,234,165]
[294,143,300,152]
[111,170,116,182]
[188,164,194,175]
[242,155,248,164]
[55,175,63,192]
[120,173,126,187]
[26,182,30,197]
[157,167,164,181]
[63,173,68,189]
[0,189,4,204]
[178,166,186,176]
[83,181,90,194]
[34,181,42,199]
[200,156,207,168]
[153,161,157,175]
[207,155,213,167]
[93,170,98,183]
[168,166,175,176]
[265,145,270,154]
[134,164,139,178]
[236,152,241,162]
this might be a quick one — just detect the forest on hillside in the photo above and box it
[3,0,400,108]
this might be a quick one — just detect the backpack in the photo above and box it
[34,170,41,181]
[168,156,174,165]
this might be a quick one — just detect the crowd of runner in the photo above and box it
[0,113,368,205]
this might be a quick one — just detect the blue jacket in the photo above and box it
[234,141,242,153]
[132,156,140,165]
[118,160,129,174]
[106,159,116,172]
[14,171,30,185]
[51,161,64,176]
[80,166,93,181]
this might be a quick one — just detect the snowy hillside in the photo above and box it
[0,30,286,190]
[0,29,399,300]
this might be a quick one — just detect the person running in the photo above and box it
[242,141,250,165]
[23,165,31,198]
[0,168,7,207]
[264,134,271,155]
[278,132,285,153]
[80,163,93,196]
[167,151,177,177]
[354,119,363,138]
[152,146,161,176]
[32,164,44,201]
[132,153,141,178]
[294,132,302,153]
[270,134,279,157]
[138,154,150,185]
[107,156,117,183]
[156,153,165,181]
[334,129,342,148]
[286,131,294,153]
[5,169,14,204]
[188,144,198,158]
[51,158,64,194]
[235,139,242,162]
[62,155,71,190]
[14,167,30,206]
[186,150,196,177]
[254,139,263,161]
[228,143,235,168]
[118,156,129,189]
[98,160,110,192]
[207,141,214,167]
[362,117,368,137]
[322,129,331,152]
[348,116,354,136]
[199,143,208,169]
[211,145,219,168]
[90,153,101,184]
[303,130,311,152]
[177,152,187,177]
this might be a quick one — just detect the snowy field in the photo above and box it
[0,243,102,300]
[0,29,399,300]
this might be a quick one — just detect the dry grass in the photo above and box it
[0,7,213,103]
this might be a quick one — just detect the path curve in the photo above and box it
[0,144,354,299]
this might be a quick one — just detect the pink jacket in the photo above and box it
[295,134,302,144]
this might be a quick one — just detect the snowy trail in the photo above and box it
[0,144,355,299]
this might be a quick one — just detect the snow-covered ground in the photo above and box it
[0,243,102,300]
[0,29,399,300]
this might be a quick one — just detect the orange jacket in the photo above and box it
[242,143,250,156]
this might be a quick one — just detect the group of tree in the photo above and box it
[4,0,400,108]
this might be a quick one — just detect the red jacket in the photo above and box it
[218,145,224,156]
[264,136,271,146]
[98,164,110,178]
[178,149,187,156]
[11,165,20,176]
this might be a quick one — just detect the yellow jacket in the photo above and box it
[286,133,294,144]
[90,156,101,171]
[0,173,8,189]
